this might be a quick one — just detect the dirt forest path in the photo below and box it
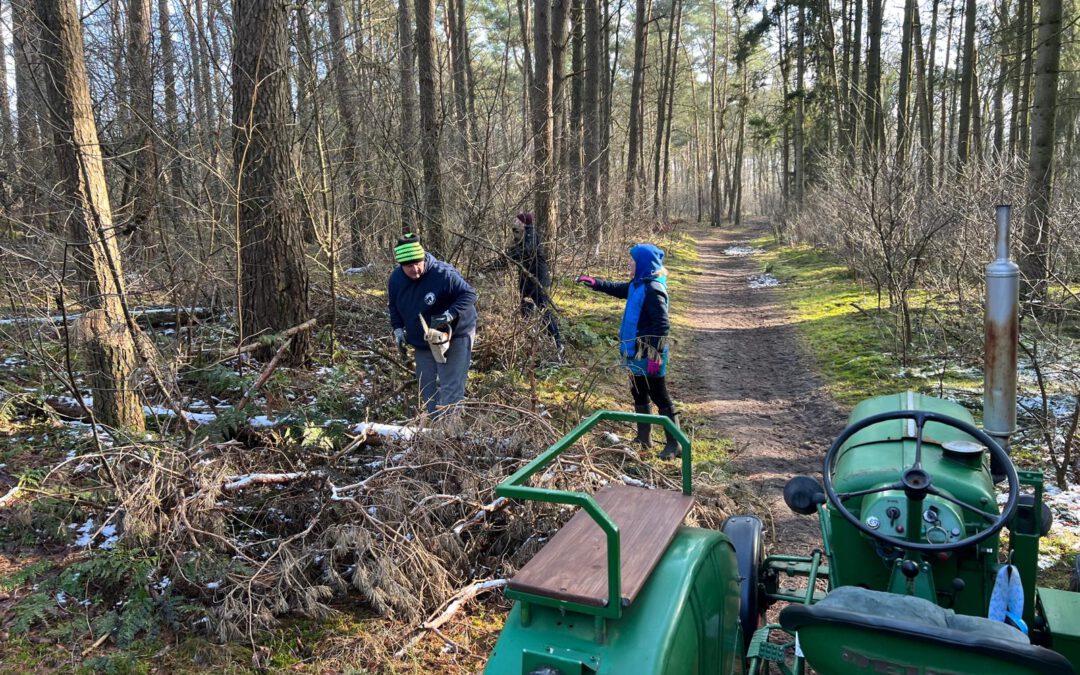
[679,220,846,553]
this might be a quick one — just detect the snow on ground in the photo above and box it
[723,245,765,257]
[748,273,781,288]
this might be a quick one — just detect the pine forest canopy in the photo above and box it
[0,0,1076,416]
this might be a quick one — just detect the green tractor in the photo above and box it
[483,208,1080,674]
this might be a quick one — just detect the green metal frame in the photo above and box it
[1010,470,1044,626]
[496,410,692,620]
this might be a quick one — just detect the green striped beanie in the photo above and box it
[394,234,426,264]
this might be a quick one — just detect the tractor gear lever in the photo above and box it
[901,560,920,579]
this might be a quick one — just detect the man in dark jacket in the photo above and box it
[487,212,562,353]
[388,233,477,415]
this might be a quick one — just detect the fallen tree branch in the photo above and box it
[222,471,326,492]
[424,579,508,630]
[226,318,318,357]
[235,337,293,409]
[395,579,508,658]
[452,497,510,535]
[0,484,21,508]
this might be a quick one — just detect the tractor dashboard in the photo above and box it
[860,491,966,547]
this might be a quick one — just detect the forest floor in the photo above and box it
[679,219,844,553]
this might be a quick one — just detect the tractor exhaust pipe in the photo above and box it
[984,205,1019,466]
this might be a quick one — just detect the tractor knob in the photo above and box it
[901,560,920,579]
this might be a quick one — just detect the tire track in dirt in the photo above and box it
[679,221,846,553]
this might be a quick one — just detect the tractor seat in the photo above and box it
[508,484,693,608]
[780,586,1076,675]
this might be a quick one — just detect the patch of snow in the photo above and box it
[154,577,172,591]
[723,245,765,257]
[144,405,218,425]
[248,415,277,428]
[56,591,67,606]
[344,264,374,275]
[1016,396,1077,420]
[206,581,221,590]
[748,273,781,288]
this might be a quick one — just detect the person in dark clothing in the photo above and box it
[388,233,478,415]
[486,212,563,353]
[576,244,680,459]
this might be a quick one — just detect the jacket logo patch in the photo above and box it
[424,292,436,306]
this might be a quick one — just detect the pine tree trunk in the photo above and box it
[847,0,862,162]
[794,2,805,203]
[232,0,312,362]
[397,0,420,233]
[912,3,935,183]
[415,0,446,252]
[583,0,601,248]
[126,0,158,244]
[532,0,555,240]
[35,0,145,430]
[624,0,649,216]
[896,0,915,165]
[1021,0,1062,301]
[158,0,183,193]
[328,0,370,266]
[956,0,976,166]
[992,0,1009,157]
[1017,0,1034,159]
[863,0,884,159]
[447,0,473,172]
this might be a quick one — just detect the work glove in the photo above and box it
[393,328,408,356]
[575,275,597,287]
[430,311,454,331]
[646,358,662,377]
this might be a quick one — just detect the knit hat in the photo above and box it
[515,212,534,227]
[394,233,426,264]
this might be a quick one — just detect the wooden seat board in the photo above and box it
[508,485,694,608]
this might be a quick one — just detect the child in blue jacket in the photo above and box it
[576,244,680,459]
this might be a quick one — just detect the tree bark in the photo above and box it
[1021,0,1062,301]
[532,0,556,240]
[624,0,649,216]
[794,2,805,203]
[415,0,446,252]
[328,0,371,266]
[863,0,884,160]
[956,0,976,166]
[158,0,184,193]
[35,0,145,430]
[846,0,862,162]
[397,0,420,233]
[896,0,915,166]
[232,0,313,362]
[583,0,601,247]
[126,0,158,243]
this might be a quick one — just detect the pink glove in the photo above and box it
[576,275,597,287]
[647,359,662,376]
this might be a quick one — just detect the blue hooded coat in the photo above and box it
[591,244,670,376]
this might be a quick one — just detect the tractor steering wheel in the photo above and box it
[821,410,1019,553]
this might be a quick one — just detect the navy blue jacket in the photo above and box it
[388,254,477,349]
